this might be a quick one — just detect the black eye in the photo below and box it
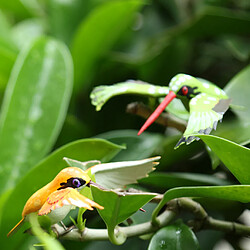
[182,86,188,95]
[72,178,81,188]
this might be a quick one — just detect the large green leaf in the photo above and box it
[0,37,18,91]
[0,139,123,249]
[224,64,250,123]
[11,19,45,50]
[152,185,250,223]
[48,0,91,45]
[0,0,31,19]
[96,130,163,161]
[91,185,156,245]
[148,220,200,250]
[198,135,250,184]
[0,37,73,194]
[139,172,231,191]
[71,0,143,91]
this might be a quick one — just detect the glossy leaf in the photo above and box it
[11,19,45,50]
[148,220,200,250]
[224,64,250,123]
[48,0,91,45]
[0,37,73,194]
[71,0,143,90]
[198,135,250,184]
[0,1,31,19]
[152,185,250,222]
[91,186,156,244]
[139,172,231,190]
[0,37,18,91]
[0,139,123,249]
[96,130,163,161]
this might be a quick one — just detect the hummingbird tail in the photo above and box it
[7,218,25,237]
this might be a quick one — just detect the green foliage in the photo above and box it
[0,37,73,194]
[0,1,250,249]
[148,220,200,250]
[91,186,156,245]
[0,139,123,248]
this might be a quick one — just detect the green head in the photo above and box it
[138,74,228,135]
[169,74,227,99]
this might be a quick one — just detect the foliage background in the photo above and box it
[0,0,250,249]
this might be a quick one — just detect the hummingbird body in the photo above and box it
[7,167,103,237]
[138,74,231,148]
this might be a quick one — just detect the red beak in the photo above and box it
[138,91,176,135]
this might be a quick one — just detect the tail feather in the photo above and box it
[7,218,25,237]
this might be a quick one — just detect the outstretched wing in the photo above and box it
[90,156,160,189]
[90,81,169,111]
[38,188,103,215]
[175,93,231,148]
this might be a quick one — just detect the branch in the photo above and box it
[52,197,250,243]
[168,198,250,236]
[53,209,175,241]
[126,102,187,132]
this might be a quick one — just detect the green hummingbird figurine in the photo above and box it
[137,74,231,148]
[90,74,231,148]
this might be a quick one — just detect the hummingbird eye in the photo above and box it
[182,86,189,95]
[72,178,85,188]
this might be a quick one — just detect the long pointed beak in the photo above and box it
[87,180,106,190]
[138,91,176,135]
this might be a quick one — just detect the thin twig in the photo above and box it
[52,197,250,242]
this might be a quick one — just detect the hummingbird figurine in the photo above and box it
[138,74,231,148]
[7,167,104,237]
[90,74,231,148]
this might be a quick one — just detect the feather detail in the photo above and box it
[38,188,103,216]
[175,94,230,148]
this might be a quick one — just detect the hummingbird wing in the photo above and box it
[90,81,169,111]
[175,93,231,148]
[90,157,160,189]
[38,188,103,216]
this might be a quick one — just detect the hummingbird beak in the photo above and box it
[138,90,176,135]
[87,180,106,190]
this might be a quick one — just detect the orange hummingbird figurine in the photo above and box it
[7,167,104,237]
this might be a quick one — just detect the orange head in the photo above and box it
[52,167,91,190]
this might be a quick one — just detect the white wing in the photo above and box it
[91,156,160,189]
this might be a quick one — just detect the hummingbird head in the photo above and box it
[54,167,91,191]
[137,74,227,135]
[169,74,201,99]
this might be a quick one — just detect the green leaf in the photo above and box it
[71,0,143,91]
[148,220,200,250]
[48,0,91,45]
[198,135,250,184]
[96,130,163,161]
[11,19,45,50]
[0,37,73,194]
[64,157,101,171]
[152,185,250,223]
[29,213,65,250]
[224,64,250,123]
[91,185,156,245]
[0,138,123,249]
[139,172,231,190]
[0,0,31,19]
